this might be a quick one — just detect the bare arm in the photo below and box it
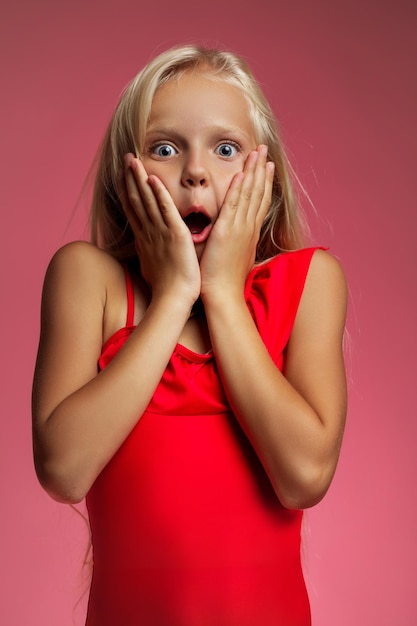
[199,148,347,509]
[32,242,195,503]
[33,156,203,503]
[204,250,347,509]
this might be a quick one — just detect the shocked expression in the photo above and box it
[141,70,258,253]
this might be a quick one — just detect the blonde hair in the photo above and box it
[90,44,309,266]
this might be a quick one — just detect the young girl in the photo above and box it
[32,45,347,625]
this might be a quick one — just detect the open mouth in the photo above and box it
[183,212,211,235]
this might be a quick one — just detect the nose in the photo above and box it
[181,150,208,188]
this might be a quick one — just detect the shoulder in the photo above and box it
[294,249,348,340]
[42,241,126,319]
[308,247,346,278]
[305,249,347,305]
[253,247,345,297]
[276,247,344,279]
[46,240,118,276]
[44,241,123,291]
[43,242,145,342]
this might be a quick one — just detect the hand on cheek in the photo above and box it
[200,145,274,300]
[119,154,201,305]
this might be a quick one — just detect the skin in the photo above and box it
[32,71,347,509]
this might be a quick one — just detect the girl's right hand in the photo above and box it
[119,154,201,307]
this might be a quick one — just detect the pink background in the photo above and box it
[1,1,416,624]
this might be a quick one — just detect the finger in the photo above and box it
[218,170,245,221]
[123,155,163,226]
[126,156,187,234]
[219,146,270,226]
[231,146,268,220]
[116,169,143,238]
[255,160,275,228]
[217,150,259,223]
[146,175,186,232]
[245,145,269,221]
[238,150,259,214]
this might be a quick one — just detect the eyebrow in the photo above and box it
[145,125,253,142]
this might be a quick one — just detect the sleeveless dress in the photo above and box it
[86,248,319,626]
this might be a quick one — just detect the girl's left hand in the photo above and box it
[200,145,274,301]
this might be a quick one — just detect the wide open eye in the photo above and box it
[152,143,178,158]
[215,142,240,158]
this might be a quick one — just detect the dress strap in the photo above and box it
[123,265,135,327]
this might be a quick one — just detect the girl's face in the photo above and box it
[141,70,257,257]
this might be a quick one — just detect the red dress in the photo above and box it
[86,248,319,625]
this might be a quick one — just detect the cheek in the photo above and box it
[141,159,163,178]
[142,160,176,189]
[214,168,240,205]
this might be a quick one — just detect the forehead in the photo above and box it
[147,71,256,140]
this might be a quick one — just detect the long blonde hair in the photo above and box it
[90,44,309,266]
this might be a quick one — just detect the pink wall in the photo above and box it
[1,1,416,624]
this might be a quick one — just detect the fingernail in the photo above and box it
[259,145,268,157]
